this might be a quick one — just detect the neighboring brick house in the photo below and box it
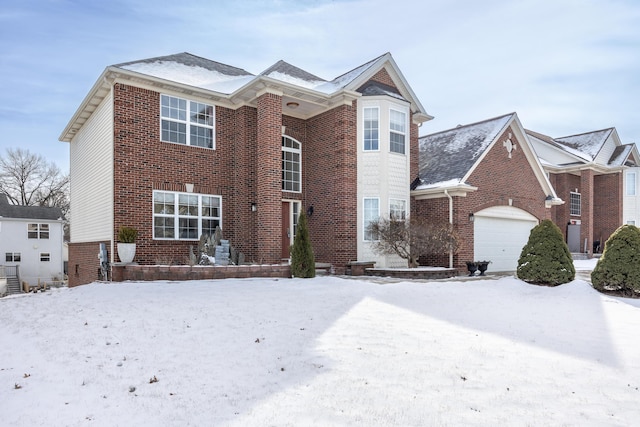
[60,52,432,286]
[413,113,639,273]
[527,127,639,254]
[0,194,66,289]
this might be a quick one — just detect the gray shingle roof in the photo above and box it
[417,113,514,186]
[115,52,253,77]
[0,194,64,220]
[554,128,613,161]
[260,60,326,83]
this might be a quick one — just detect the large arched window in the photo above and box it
[282,136,301,192]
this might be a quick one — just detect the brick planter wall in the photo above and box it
[111,264,291,282]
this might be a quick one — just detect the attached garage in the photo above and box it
[473,206,539,272]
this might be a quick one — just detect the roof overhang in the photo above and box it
[411,182,478,200]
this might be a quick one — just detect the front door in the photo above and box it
[567,224,581,252]
[282,202,291,259]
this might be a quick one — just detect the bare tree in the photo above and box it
[0,147,69,217]
[367,216,460,268]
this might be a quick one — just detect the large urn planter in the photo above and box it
[466,260,491,276]
[117,226,138,263]
[466,261,478,276]
[117,243,136,263]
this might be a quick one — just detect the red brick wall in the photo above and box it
[594,172,622,248]
[68,241,110,287]
[256,92,283,263]
[413,126,549,270]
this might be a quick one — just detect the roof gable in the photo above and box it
[555,128,613,161]
[417,113,514,186]
[414,113,559,203]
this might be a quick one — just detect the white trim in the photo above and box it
[363,197,380,242]
[282,135,302,193]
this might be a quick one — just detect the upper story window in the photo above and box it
[282,136,301,192]
[363,107,379,151]
[627,171,636,196]
[5,253,21,262]
[570,192,581,216]
[28,223,49,239]
[389,199,407,221]
[364,197,380,241]
[160,95,215,149]
[389,109,407,154]
[153,190,221,240]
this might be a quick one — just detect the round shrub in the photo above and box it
[517,219,575,286]
[591,224,640,297]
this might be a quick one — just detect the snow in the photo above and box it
[121,61,255,94]
[264,71,326,90]
[2,259,640,426]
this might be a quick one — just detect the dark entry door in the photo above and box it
[282,202,290,259]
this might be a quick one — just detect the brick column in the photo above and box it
[580,169,594,257]
[256,91,283,263]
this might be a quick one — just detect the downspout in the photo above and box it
[444,189,453,269]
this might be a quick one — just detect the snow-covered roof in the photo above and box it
[61,51,432,142]
[416,113,514,187]
[116,53,255,94]
[115,52,385,96]
[554,128,614,161]
[608,144,634,167]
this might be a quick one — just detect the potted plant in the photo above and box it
[117,226,138,263]
[477,260,491,276]
[465,261,478,276]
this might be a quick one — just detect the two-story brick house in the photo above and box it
[60,52,432,286]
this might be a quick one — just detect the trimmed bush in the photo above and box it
[290,212,315,278]
[517,219,575,286]
[591,224,640,297]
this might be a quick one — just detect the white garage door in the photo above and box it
[473,206,538,272]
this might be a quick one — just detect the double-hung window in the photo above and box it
[363,107,379,151]
[570,192,581,216]
[161,95,215,149]
[389,109,406,154]
[153,191,221,240]
[5,253,21,262]
[364,198,380,241]
[389,199,407,222]
[627,172,636,196]
[40,253,50,262]
[28,223,49,239]
[282,136,301,192]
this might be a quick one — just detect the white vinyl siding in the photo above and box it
[69,90,114,244]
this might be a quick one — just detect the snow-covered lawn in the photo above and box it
[2,259,640,426]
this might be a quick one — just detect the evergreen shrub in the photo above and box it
[516,219,575,286]
[591,224,640,297]
[290,212,315,278]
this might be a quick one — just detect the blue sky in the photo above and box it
[1,0,639,171]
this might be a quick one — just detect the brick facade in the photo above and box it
[414,126,550,271]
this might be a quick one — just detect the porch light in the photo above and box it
[286,102,299,109]
[469,213,474,222]
[307,205,314,217]
[251,203,257,212]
